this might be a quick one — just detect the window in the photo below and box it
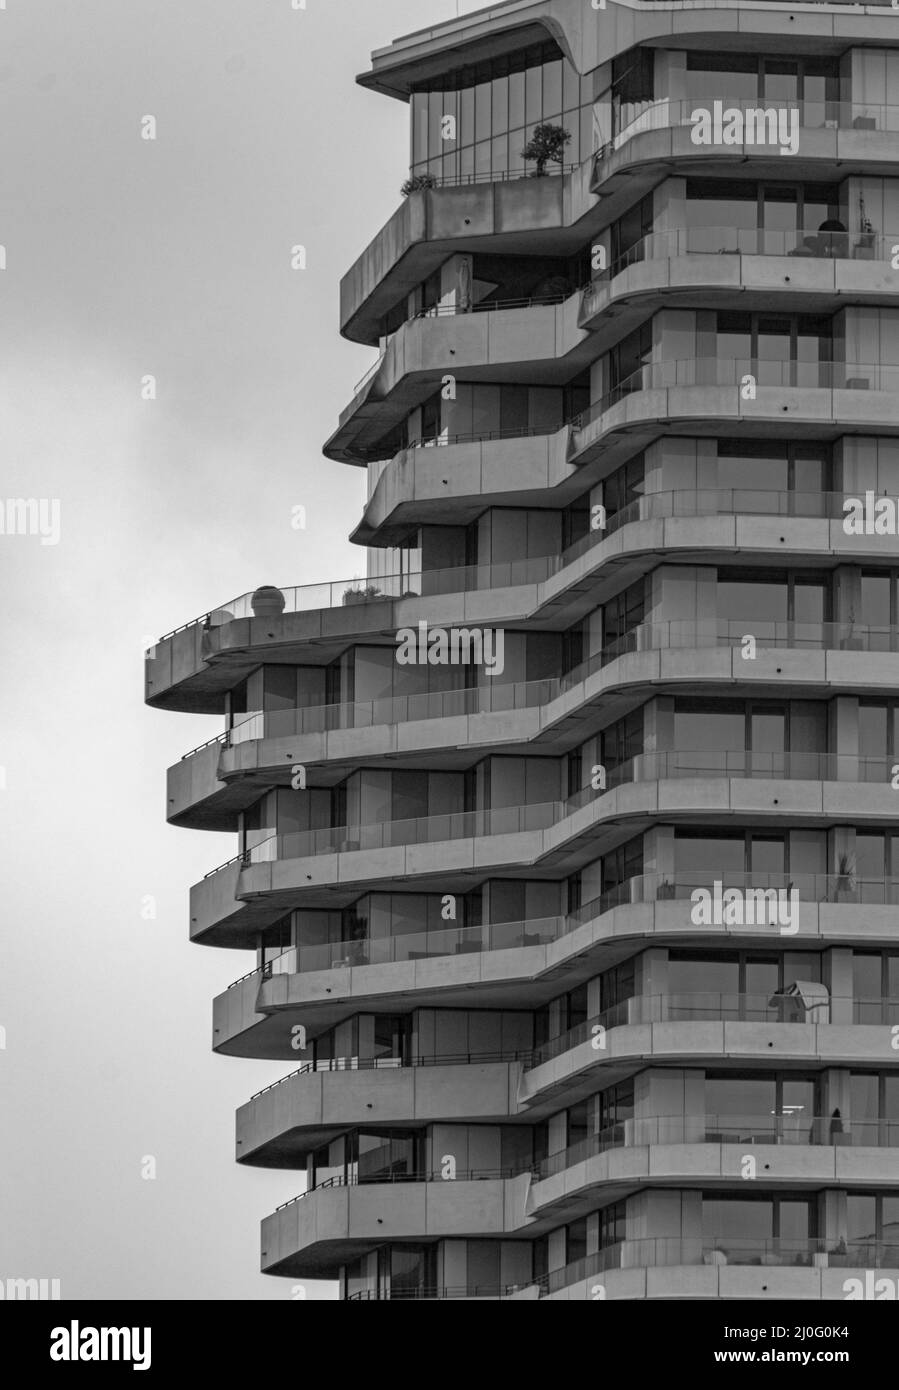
[846,1195,899,1258]
[853,951,899,1021]
[673,828,826,888]
[601,836,644,897]
[610,196,654,270]
[409,42,595,183]
[717,568,830,634]
[603,578,646,649]
[599,957,636,1014]
[704,1071,819,1140]
[609,322,653,397]
[849,1073,899,1145]
[854,836,899,906]
[611,49,654,138]
[600,707,645,774]
[565,1218,588,1266]
[861,570,899,646]
[716,439,832,503]
[601,452,646,520]
[701,1194,817,1254]
[599,1201,627,1251]
[684,52,838,109]
[715,312,831,388]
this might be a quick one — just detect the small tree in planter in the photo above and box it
[835,852,857,902]
[401,172,437,196]
[521,123,571,177]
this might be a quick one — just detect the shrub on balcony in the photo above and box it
[401,172,437,196]
[521,123,571,177]
[342,584,383,605]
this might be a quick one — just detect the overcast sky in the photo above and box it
[0,0,480,1302]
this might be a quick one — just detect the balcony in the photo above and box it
[529,1237,899,1301]
[580,224,899,330]
[214,878,899,1055]
[592,99,899,198]
[260,1169,531,1277]
[196,750,899,923]
[237,1054,518,1166]
[538,1114,899,1181]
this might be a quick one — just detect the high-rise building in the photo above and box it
[147,0,899,1300]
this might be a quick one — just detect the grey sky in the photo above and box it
[0,0,469,1301]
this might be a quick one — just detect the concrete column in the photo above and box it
[829,949,855,1025]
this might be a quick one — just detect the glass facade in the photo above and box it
[409,42,601,184]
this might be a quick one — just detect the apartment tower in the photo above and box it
[147,0,899,1299]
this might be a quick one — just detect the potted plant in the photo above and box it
[401,172,437,196]
[828,1237,849,1268]
[342,584,383,605]
[521,123,571,177]
[835,852,857,902]
[842,605,865,650]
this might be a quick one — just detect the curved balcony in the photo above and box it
[529,1121,899,1229]
[592,98,899,201]
[335,225,899,461]
[571,356,899,474]
[153,487,899,716]
[522,985,899,1111]
[580,224,899,331]
[259,1168,532,1277]
[213,868,899,1058]
[539,1115,899,1181]
[526,1237,899,1302]
[236,1053,519,1167]
[194,751,899,939]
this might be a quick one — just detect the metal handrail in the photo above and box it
[168,480,890,683]
[410,162,581,191]
[246,1050,524,1097]
[275,1165,529,1210]
[536,1113,899,1179]
[203,730,899,878]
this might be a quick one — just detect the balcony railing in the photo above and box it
[346,1285,505,1301]
[246,1049,525,1098]
[276,1164,525,1209]
[581,224,896,316]
[571,868,899,923]
[410,161,580,191]
[537,1114,899,1179]
[529,1237,899,1296]
[604,97,899,161]
[204,613,899,761]
[571,357,899,437]
[262,916,563,977]
[527,991,846,1070]
[223,731,899,870]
